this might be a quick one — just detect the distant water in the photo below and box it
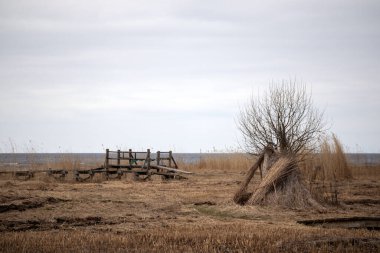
[345,153,380,165]
[0,153,224,166]
[0,153,379,168]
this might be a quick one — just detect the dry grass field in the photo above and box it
[0,154,379,252]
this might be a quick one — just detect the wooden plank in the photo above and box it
[0,171,13,174]
[109,165,154,170]
[107,157,148,161]
[171,155,178,169]
[110,151,147,154]
[108,150,148,154]
[150,165,193,174]
[121,169,148,174]
[151,171,184,176]
[156,157,170,160]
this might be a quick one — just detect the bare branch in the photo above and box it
[238,80,326,155]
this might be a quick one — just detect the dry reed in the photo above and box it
[319,134,352,179]
[178,153,253,172]
[351,164,380,179]
[1,224,378,253]
[247,156,322,209]
[46,154,82,172]
[299,134,352,181]
[0,151,379,253]
[296,135,354,205]
[249,157,296,203]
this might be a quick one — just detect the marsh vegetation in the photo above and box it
[0,150,379,252]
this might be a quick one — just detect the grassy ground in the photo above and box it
[0,155,379,252]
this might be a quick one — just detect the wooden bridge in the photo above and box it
[0,149,192,182]
[75,149,191,181]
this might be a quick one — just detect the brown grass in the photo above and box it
[299,134,352,182]
[0,173,379,252]
[320,134,352,180]
[46,154,92,171]
[296,135,355,205]
[178,153,254,173]
[351,164,380,180]
[247,156,320,209]
[0,151,379,252]
[1,224,379,253]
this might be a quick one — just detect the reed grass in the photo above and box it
[0,147,379,253]
[0,224,377,253]
[45,154,83,172]
[178,153,253,172]
[296,135,355,204]
[350,164,380,179]
[299,134,352,181]
[320,134,352,179]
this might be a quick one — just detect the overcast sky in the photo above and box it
[0,0,379,153]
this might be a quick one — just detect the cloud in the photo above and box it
[0,0,379,152]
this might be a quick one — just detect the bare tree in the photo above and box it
[238,80,325,155]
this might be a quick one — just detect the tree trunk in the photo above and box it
[261,147,277,177]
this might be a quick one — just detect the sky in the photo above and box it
[0,0,379,153]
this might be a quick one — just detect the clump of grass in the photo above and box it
[300,134,352,181]
[319,134,352,180]
[298,134,352,204]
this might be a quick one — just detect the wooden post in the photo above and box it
[169,151,172,168]
[147,149,151,170]
[105,149,109,171]
[117,150,121,168]
[156,151,161,166]
[129,149,132,167]
[233,151,267,204]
